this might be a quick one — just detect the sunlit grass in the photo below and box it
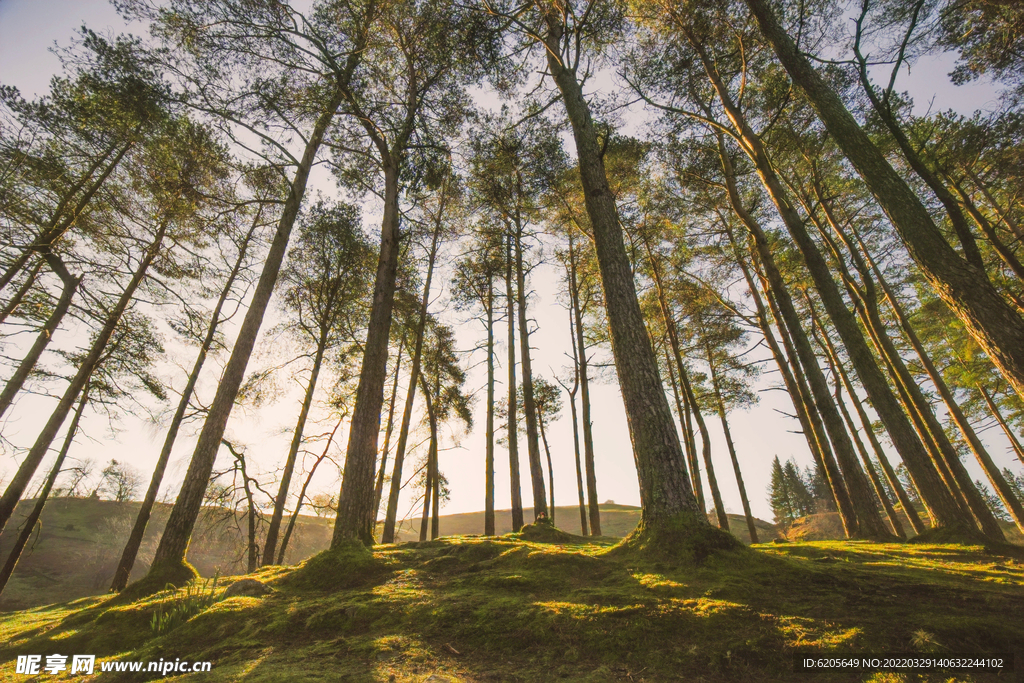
[0,537,1020,681]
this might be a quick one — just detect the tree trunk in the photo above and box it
[702,74,931,537]
[665,347,704,511]
[854,42,986,272]
[745,0,1024,402]
[728,228,846,518]
[543,15,709,544]
[334,156,408,548]
[566,323,588,536]
[567,231,600,535]
[814,321,906,538]
[419,378,438,542]
[485,275,496,536]
[514,224,547,520]
[0,221,167,536]
[151,90,343,576]
[223,441,259,573]
[718,139,865,535]
[278,415,343,564]
[0,138,133,295]
[381,220,442,544]
[705,344,758,543]
[949,178,1024,283]
[506,234,525,532]
[538,412,556,525]
[801,190,999,538]
[373,336,405,517]
[679,366,728,530]
[0,256,43,326]
[0,383,89,597]
[111,217,257,591]
[981,387,1024,467]
[640,233,704,512]
[0,254,80,421]
[262,334,328,565]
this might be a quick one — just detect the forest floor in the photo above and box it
[0,527,1022,682]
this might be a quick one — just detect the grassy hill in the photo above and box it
[0,530,1021,682]
[387,503,779,545]
[0,498,777,612]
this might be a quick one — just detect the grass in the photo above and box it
[0,529,1021,682]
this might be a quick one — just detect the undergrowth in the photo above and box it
[0,531,1021,682]
[149,572,221,637]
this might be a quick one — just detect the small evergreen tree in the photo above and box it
[768,457,795,526]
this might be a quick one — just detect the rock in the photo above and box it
[223,578,273,598]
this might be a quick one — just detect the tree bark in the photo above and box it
[665,347,704,511]
[538,410,556,525]
[381,221,442,544]
[542,13,708,540]
[505,234,525,532]
[0,383,89,597]
[419,376,438,542]
[278,415,343,563]
[0,221,167,536]
[700,70,930,537]
[513,224,548,520]
[718,139,865,535]
[567,231,600,535]
[566,317,589,536]
[262,334,328,565]
[151,90,344,574]
[809,191,1008,538]
[373,336,405,517]
[485,274,496,536]
[745,0,1024,402]
[640,233,705,512]
[0,254,80,421]
[705,344,759,543]
[981,387,1024,467]
[111,218,256,591]
[728,227,847,518]
[334,158,406,547]
[680,367,728,530]
[813,319,906,538]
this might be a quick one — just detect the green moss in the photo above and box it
[112,559,200,604]
[1,536,1022,682]
[281,541,384,591]
[609,512,746,564]
[512,522,588,544]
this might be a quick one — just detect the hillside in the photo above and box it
[0,499,777,612]
[387,503,779,545]
[0,531,1021,682]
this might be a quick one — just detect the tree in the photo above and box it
[331,0,496,547]
[128,0,375,587]
[109,178,271,591]
[744,0,1024,404]
[262,200,373,565]
[98,460,144,503]
[451,225,505,535]
[381,171,462,544]
[484,0,726,553]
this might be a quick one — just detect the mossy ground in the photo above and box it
[1,532,1022,682]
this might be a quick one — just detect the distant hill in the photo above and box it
[0,497,778,611]
[387,503,780,546]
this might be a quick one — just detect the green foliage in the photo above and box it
[767,457,815,527]
[149,571,221,636]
